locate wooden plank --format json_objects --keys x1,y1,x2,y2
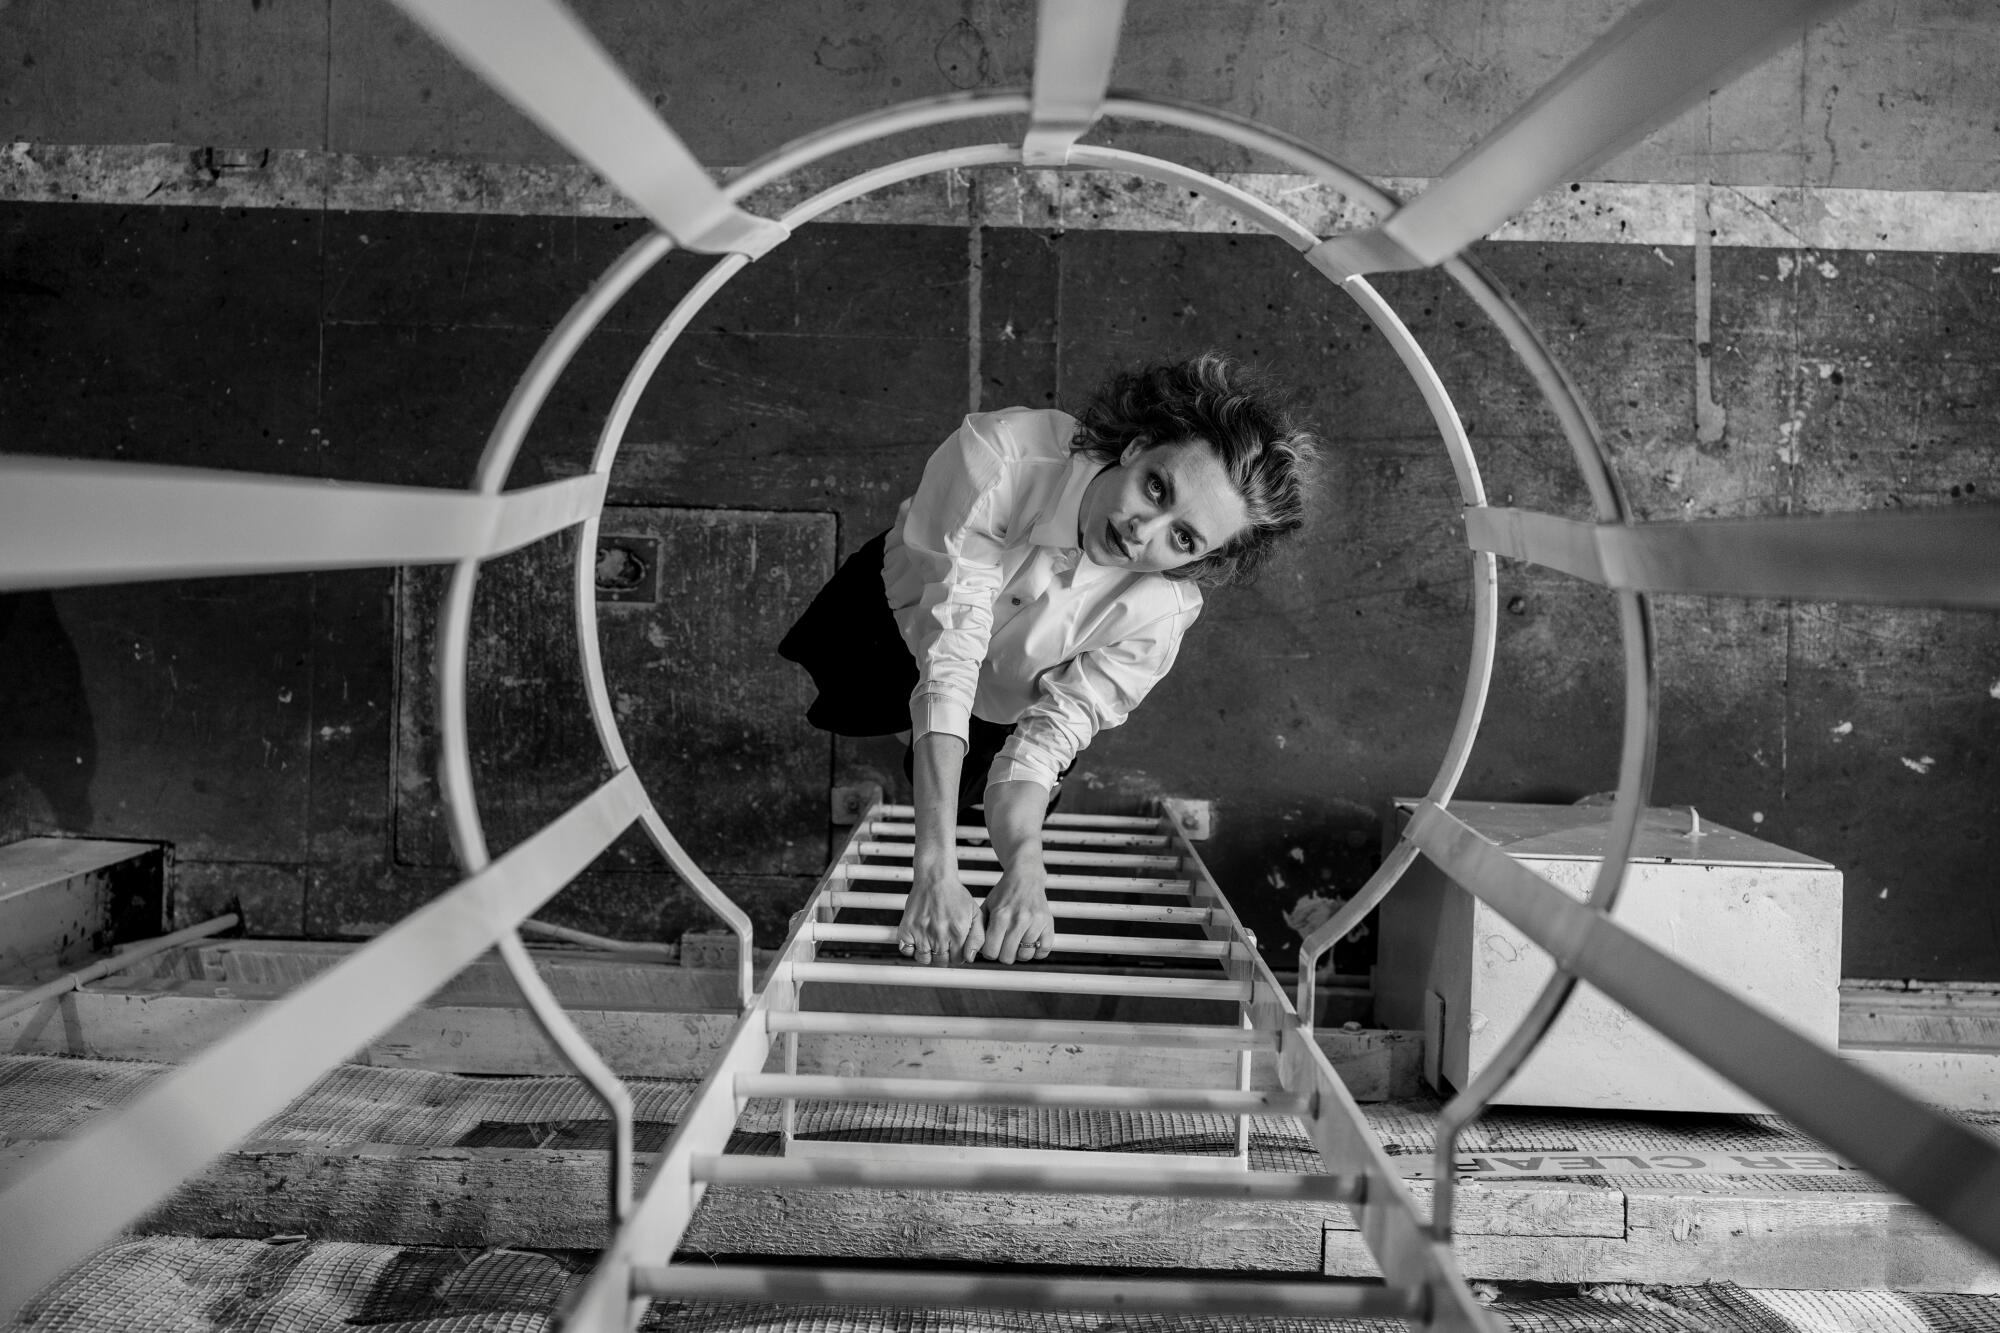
[
  {"x1": 75, "y1": 1139, "x2": 1328, "y2": 1267},
  {"x1": 1842, "y1": 1045, "x2": 2000, "y2": 1112},
  {"x1": 1322, "y1": 1180, "x2": 1623, "y2": 1239},
  {"x1": 1324, "y1": 1189, "x2": 2000, "y2": 1293},
  {"x1": 183, "y1": 939, "x2": 756, "y2": 1009},
  {"x1": 1315, "y1": 1028, "x2": 1424, "y2": 1103},
  {"x1": 2, "y1": 961, "x2": 1415, "y2": 1097},
  {"x1": 1842, "y1": 985, "x2": 2000, "y2": 1050},
  {"x1": 0, "y1": 987, "x2": 739, "y2": 1076},
  {"x1": 0, "y1": 1138, "x2": 1635, "y2": 1261},
  {"x1": 0, "y1": 981, "x2": 1428, "y2": 1103}
]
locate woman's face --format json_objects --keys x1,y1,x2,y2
[{"x1": 1076, "y1": 437, "x2": 1250, "y2": 573}]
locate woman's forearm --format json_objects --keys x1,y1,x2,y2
[
  {"x1": 910, "y1": 730, "x2": 967, "y2": 877},
  {"x1": 984, "y1": 779, "x2": 1048, "y2": 882},
  {"x1": 979, "y1": 778, "x2": 1055, "y2": 964},
  {"x1": 898, "y1": 731, "x2": 983, "y2": 964}
]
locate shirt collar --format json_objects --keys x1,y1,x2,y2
[{"x1": 1031, "y1": 452, "x2": 1100, "y2": 550}]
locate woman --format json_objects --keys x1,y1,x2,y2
[{"x1": 780, "y1": 352, "x2": 1317, "y2": 968}]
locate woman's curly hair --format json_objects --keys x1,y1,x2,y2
[{"x1": 1070, "y1": 352, "x2": 1320, "y2": 586}]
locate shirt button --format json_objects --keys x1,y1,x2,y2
[{"x1": 1010, "y1": 596, "x2": 1022, "y2": 605}]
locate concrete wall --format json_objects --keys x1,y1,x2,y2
[{"x1": 1, "y1": 0, "x2": 1997, "y2": 979}]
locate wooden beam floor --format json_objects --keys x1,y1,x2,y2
[
  {"x1": 2, "y1": 1044, "x2": 1994, "y2": 1293},
  {"x1": 5, "y1": 940, "x2": 1998, "y2": 1295}
]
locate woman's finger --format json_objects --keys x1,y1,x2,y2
[{"x1": 989, "y1": 915, "x2": 1032, "y2": 966}]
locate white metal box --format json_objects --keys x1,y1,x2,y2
[{"x1": 1375, "y1": 801, "x2": 1842, "y2": 1113}]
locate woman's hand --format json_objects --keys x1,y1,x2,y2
[
  {"x1": 901, "y1": 730, "x2": 981, "y2": 966},
  {"x1": 980, "y1": 863, "x2": 1052, "y2": 964},
  {"x1": 899, "y1": 866, "x2": 984, "y2": 965}
]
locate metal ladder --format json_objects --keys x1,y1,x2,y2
[{"x1": 559, "y1": 797, "x2": 1494, "y2": 1329}]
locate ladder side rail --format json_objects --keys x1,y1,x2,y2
[
  {"x1": 560, "y1": 799, "x2": 887, "y2": 1329},
  {"x1": 1161, "y1": 798, "x2": 1501, "y2": 1333}
]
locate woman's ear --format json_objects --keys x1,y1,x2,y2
[{"x1": 1119, "y1": 435, "x2": 1149, "y2": 466}]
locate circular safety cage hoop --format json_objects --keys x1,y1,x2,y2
[{"x1": 441, "y1": 88, "x2": 1659, "y2": 1228}]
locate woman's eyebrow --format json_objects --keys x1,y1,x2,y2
[{"x1": 1158, "y1": 463, "x2": 1219, "y2": 550}]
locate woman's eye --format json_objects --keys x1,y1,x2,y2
[
  {"x1": 1174, "y1": 529, "x2": 1193, "y2": 553},
  {"x1": 1145, "y1": 476, "x2": 1163, "y2": 500}
]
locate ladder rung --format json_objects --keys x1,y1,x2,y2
[
  {"x1": 631, "y1": 1263, "x2": 1418, "y2": 1319},
  {"x1": 691, "y1": 1152, "x2": 1361, "y2": 1202},
  {"x1": 806, "y1": 921, "x2": 1230, "y2": 959},
  {"x1": 782, "y1": 1140, "x2": 1253, "y2": 1172},
  {"x1": 767, "y1": 1012, "x2": 1275, "y2": 1049},
  {"x1": 878, "y1": 805, "x2": 1163, "y2": 831},
  {"x1": 865, "y1": 821, "x2": 1172, "y2": 849},
  {"x1": 826, "y1": 891, "x2": 1210, "y2": 923},
  {"x1": 835, "y1": 864, "x2": 1190, "y2": 894},
  {"x1": 790, "y1": 960, "x2": 1248, "y2": 1001},
  {"x1": 852, "y1": 841, "x2": 1184, "y2": 871},
  {"x1": 736, "y1": 1072, "x2": 1311, "y2": 1117}
]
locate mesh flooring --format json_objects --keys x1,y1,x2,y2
[
  {"x1": 1364, "y1": 1094, "x2": 2000, "y2": 1194},
  {"x1": 12, "y1": 1237, "x2": 2000, "y2": 1333}
]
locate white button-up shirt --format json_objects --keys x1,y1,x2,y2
[{"x1": 883, "y1": 408, "x2": 1204, "y2": 793}]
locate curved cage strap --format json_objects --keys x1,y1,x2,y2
[
  {"x1": 1311, "y1": 0, "x2": 1861, "y2": 275},
  {"x1": 388, "y1": 0, "x2": 787, "y2": 258},
  {"x1": 1021, "y1": 0, "x2": 1127, "y2": 166}
]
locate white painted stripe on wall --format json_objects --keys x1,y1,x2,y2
[{"x1": 5, "y1": 141, "x2": 1998, "y2": 254}]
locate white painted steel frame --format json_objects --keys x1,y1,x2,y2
[{"x1": 4, "y1": 0, "x2": 1989, "y2": 1323}]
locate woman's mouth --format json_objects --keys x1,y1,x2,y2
[{"x1": 1105, "y1": 521, "x2": 1128, "y2": 561}]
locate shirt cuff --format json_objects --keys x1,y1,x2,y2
[{"x1": 909, "y1": 692, "x2": 971, "y2": 743}]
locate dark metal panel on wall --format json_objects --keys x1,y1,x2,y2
[{"x1": 392, "y1": 506, "x2": 832, "y2": 884}]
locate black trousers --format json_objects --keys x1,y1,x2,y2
[{"x1": 778, "y1": 532, "x2": 1063, "y2": 816}]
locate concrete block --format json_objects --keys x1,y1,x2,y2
[
  {"x1": 0, "y1": 837, "x2": 165, "y2": 982},
  {"x1": 1377, "y1": 800, "x2": 1842, "y2": 1113}
]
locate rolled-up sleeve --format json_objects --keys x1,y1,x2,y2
[
  {"x1": 988, "y1": 603, "x2": 1199, "y2": 792},
  {"x1": 898, "y1": 420, "x2": 1011, "y2": 743}
]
